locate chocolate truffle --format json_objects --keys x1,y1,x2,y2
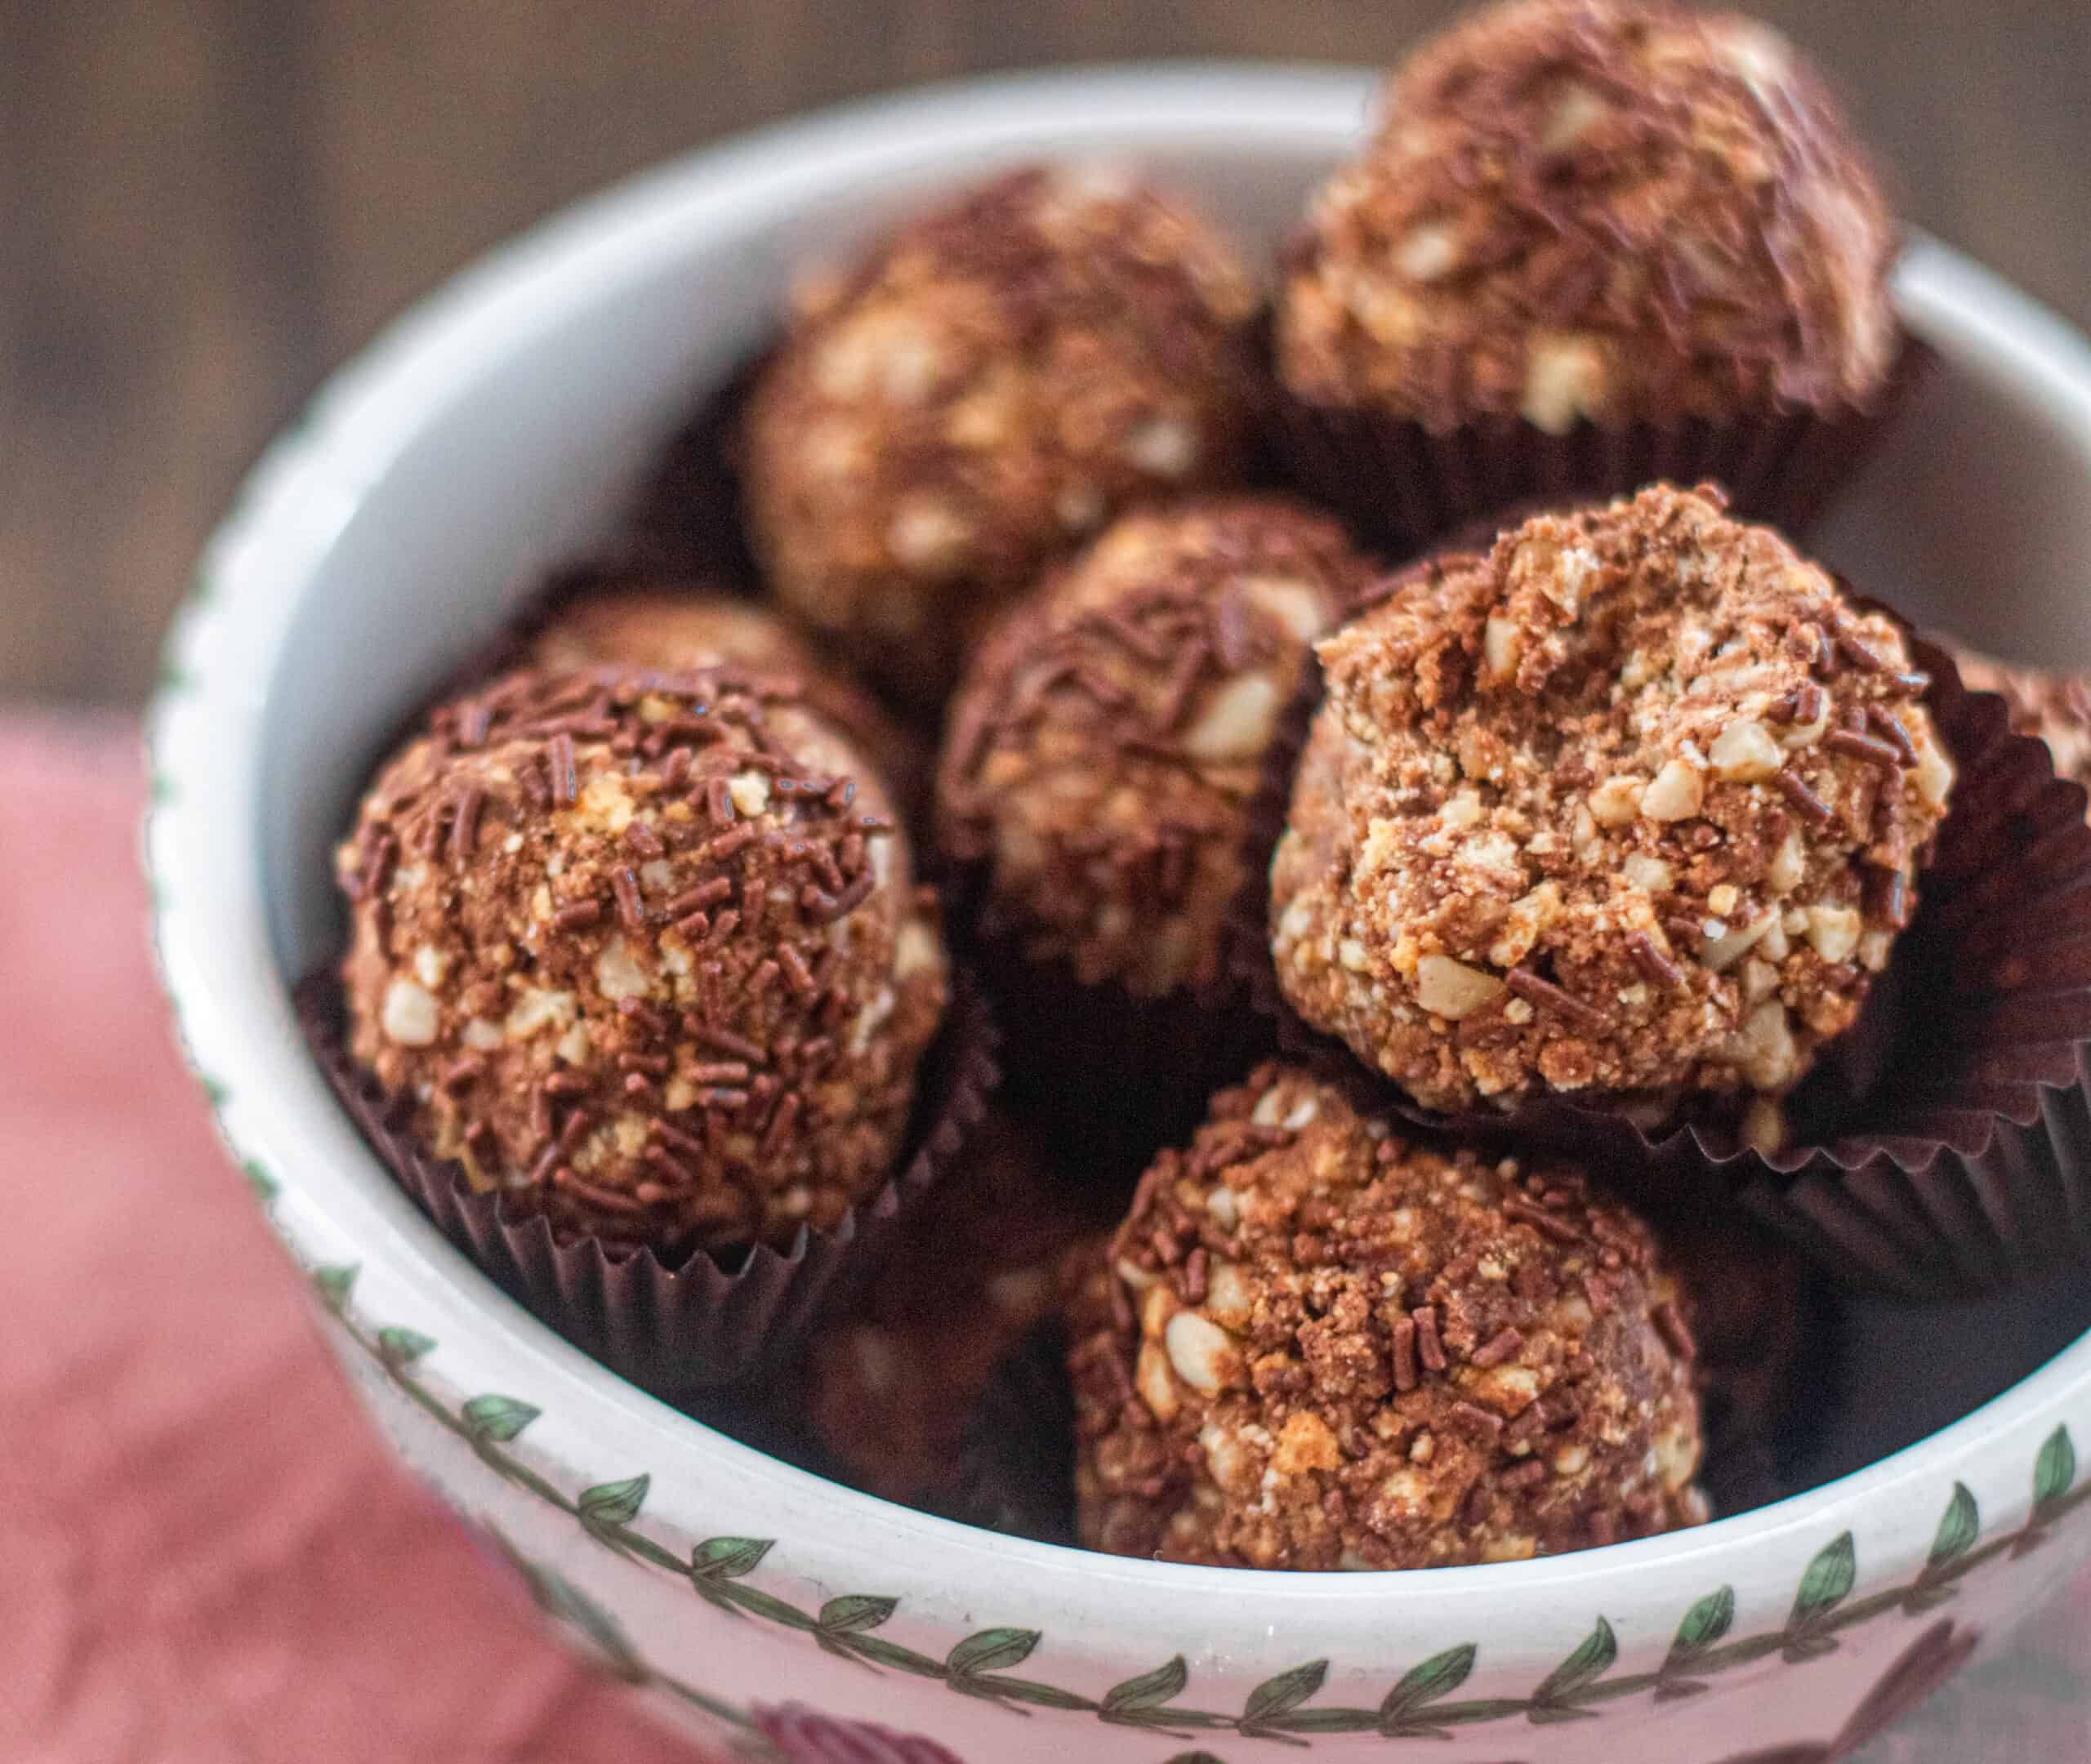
[
  {"x1": 336, "y1": 664, "x2": 947, "y2": 1251},
  {"x1": 1068, "y1": 1062, "x2": 1706, "y2": 1569},
  {"x1": 527, "y1": 586, "x2": 929, "y2": 818},
  {"x1": 803, "y1": 1110, "x2": 1107, "y2": 1516},
  {"x1": 1950, "y1": 649, "x2": 2091, "y2": 808},
  {"x1": 1270, "y1": 484, "x2": 1952, "y2": 1121},
  {"x1": 742, "y1": 164, "x2": 1263, "y2": 702},
  {"x1": 939, "y1": 497, "x2": 1370, "y2": 1000},
  {"x1": 1278, "y1": 0, "x2": 1898, "y2": 434}
]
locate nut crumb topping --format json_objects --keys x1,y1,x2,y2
[
  {"x1": 938, "y1": 497, "x2": 1371, "y2": 998},
  {"x1": 1068, "y1": 1062, "x2": 1706, "y2": 1570},
  {"x1": 1271, "y1": 483, "x2": 1950, "y2": 1114},
  {"x1": 336, "y1": 663, "x2": 947, "y2": 1251}
]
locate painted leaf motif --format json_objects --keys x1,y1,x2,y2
[
  {"x1": 1790, "y1": 1532, "x2": 1857, "y2": 1628},
  {"x1": 817, "y1": 1594, "x2": 896, "y2": 1634},
  {"x1": 1668, "y1": 1587, "x2": 1737, "y2": 1666},
  {"x1": 961, "y1": 1676, "x2": 1095, "y2": 1711},
  {"x1": 313, "y1": 1263, "x2": 359, "y2": 1312},
  {"x1": 946, "y1": 1627, "x2": 1040, "y2": 1677},
  {"x1": 836, "y1": 1633, "x2": 946, "y2": 1677},
  {"x1": 1242, "y1": 1659, "x2": 1328, "y2": 1724},
  {"x1": 242, "y1": 1159, "x2": 276, "y2": 1200},
  {"x1": 1380, "y1": 1643, "x2": 1476, "y2": 1722},
  {"x1": 1531, "y1": 1617, "x2": 1616, "y2": 1704},
  {"x1": 202, "y1": 1076, "x2": 229, "y2": 1109},
  {"x1": 1258, "y1": 1706, "x2": 1380, "y2": 1735},
  {"x1": 461, "y1": 1394, "x2": 539, "y2": 1443},
  {"x1": 1429, "y1": 1696, "x2": 1539, "y2": 1726},
  {"x1": 1103, "y1": 1656, "x2": 1189, "y2": 1713},
  {"x1": 376, "y1": 1326, "x2": 435, "y2": 1366},
  {"x1": 1528, "y1": 1701, "x2": 1600, "y2": 1726},
  {"x1": 721, "y1": 1584, "x2": 816, "y2": 1630},
  {"x1": 577, "y1": 1474, "x2": 649, "y2": 1526},
  {"x1": 2035, "y1": 1425, "x2": 2077, "y2": 1509},
  {"x1": 693, "y1": 1536, "x2": 773, "y2": 1579},
  {"x1": 1928, "y1": 1483, "x2": 1980, "y2": 1568}
]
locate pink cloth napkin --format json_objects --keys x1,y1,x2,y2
[
  {"x1": 0, "y1": 710, "x2": 2080, "y2": 1762},
  {"x1": 0, "y1": 714, "x2": 707, "y2": 1762}
]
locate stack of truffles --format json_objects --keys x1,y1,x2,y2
[{"x1": 316, "y1": 0, "x2": 2091, "y2": 1572}]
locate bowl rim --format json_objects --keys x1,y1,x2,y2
[{"x1": 146, "y1": 61, "x2": 2091, "y2": 1629}]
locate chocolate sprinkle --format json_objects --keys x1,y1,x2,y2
[
  {"x1": 609, "y1": 866, "x2": 646, "y2": 931},
  {"x1": 1626, "y1": 931, "x2": 1686, "y2": 991},
  {"x1": 546, "y1": 732, "x2": 578, "y2": 808},
  {"x1": 1826, "y1": 726, "x2": 1904, "y2": 771},
  {"x1": 1505, "y1": 966, "x2": 1611, "y2": 1035},
  {"x1": 1774, "y1": 766, "x2": 1835, "y2": 825},
  {"x1": 1412, "y1": 1304, "x2": 1447, "y2": 1374},
  {"x1": 1470, "y1": 1326, "x2": 1525, "y2": 1370}
]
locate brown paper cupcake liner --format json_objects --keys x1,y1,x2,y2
[
  {"x1": 296, "y1": 970, "x2": 999, "y2": 1396},
  {"x1": 1694, "y1": 639, "x2": 2091, "y2": 1298},
  {"x1": 1267, "y1": 333, "x2": 1935, "y2": 560},
  {"x1": 1236, "y1": 621, "x2": 2091, "y2": 1299}
]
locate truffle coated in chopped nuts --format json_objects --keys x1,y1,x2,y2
[
  {"x1": 1951, "y1": 648, "x2": 2091, "y2": 814},
  {"x1": 938, "y1": 497, "x2": 1371, "y2": 998},
  {"x1": 1270, "y1": 483, "x2": 1951, "y2": 1114},
  {"x1": 528, "y1": 588, "x2": 929, "y2": 818},
  {"x1": 335, "y1": 663, "x2": 948, "y2": 1253},
  {"x1": 802, "y1": 1111, "x2": 1110, "y2": 1510},
  {"x1": 1068, "y1": 1062, "x2": 1706, "y2": 1569},
  {"x1": 1277, "y1": 0, "x2": 1899, "y2": 433},
  {"x1": 742, "y1": 164, "x2": 1263, "y2": 702}
]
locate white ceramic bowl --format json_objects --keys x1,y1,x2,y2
[{"x1": 149, "y1": 67, "x2": 2091, "y2": 1763}]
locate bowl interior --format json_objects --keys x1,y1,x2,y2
[{"x1": 242, "y1": 72, "x2": 2091, "y2": 1517}]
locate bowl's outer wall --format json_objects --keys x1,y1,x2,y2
[{"x1": 149, "y1": 68, "x2": 2091, "y2": 1762}]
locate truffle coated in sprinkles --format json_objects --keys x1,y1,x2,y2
[
  {"x1": 1277, "y1": 0, "x2": 1901, "y2": 432},
  {"x1": 742, "y1": 163, "x2": 1264, "y2": 701},
  {"x1": 938, "y1": 496, "x2": 1372, "y2": 1000},
  {"x1": 335, "y1": 662, "x2": 948, "y2": 1254}
]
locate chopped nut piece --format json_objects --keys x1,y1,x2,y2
[
  {"x1": 1710, "y1": 719, "x2": 1784, "y2": 782},
  {"x1": 1415, "y1": 954, "x2": 1506, "y2": 1020},
  {"x1": 1641, "y1": 759, "x2": 1706, "y2": 822}
]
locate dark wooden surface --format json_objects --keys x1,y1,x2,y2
[{"x1": 6, "y1": 0, "x2": 2087, "y2": 709}]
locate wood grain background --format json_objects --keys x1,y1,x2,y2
[{"x1": 6, "y1": 0, "x2": 2086, "y2": 708}]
